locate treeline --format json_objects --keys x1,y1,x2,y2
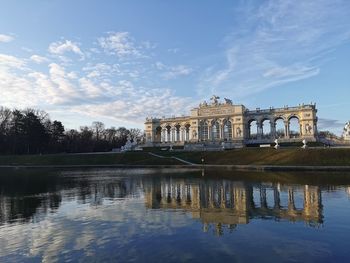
[{"x1": 0, "y1": 107, "x2": 142, "y2": 155}]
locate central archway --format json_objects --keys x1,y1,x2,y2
[
  {"x1": 289, "y1": 116, "x2": 300, "y2": 138},
  {"x1": 212, "y1": 120, "x2": 220, "y2": 140}
]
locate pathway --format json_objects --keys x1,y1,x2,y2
[{"x1": 148, "y1": 152, "x2": 196, "y2": 165}]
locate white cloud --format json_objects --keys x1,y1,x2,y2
[
  {"x1": 30, "y1": 55, "x2": 49, "y2": 64},
  {"x1": 167, "y1": 48, "x2": 179, "y2": 54},
  {"x1": 155, "y1": 61, "x2": 166, "y2": 70},
  {"x1": 48, "y1": 63, "x2": 81, "y2": 101},
  {"x1": 163, "y1": 65, "x2": 193, "y2": 80},
  {"x1": 0, "y1": 54, "x2": 41, "y2": 108},
  {"x1": 0, "y1": 34, "x2": 14, "y2": 43},
  {"x1": 0, "y1": 49, "x2": 192, "y2": 125},
  {"x1": 98, "y1": 32, "x2": 142, "y2": 58},
  {"x1": 48, "y1": 40, "x2": 84, "y2": 58},
  {"x1": 155, "y1": 62, "x2": 193, "y2": 80},
  {"x1": 71, "y1": 81, "x2": 193, "y2": 123},
  {"x1": 0, "y1": 54, "x2": 26, "y2": 69},
  {"x1": 79, "y1": 77, "x2": 106, "y2": 98},
  {"x1": 83, "y1": 63, "x2": 120, "y2": 79},
  {"x1": 0, "y1": 29, "x2": 195, "y2": 127},
  {"x1": 199, "y1": 0, "x2": 350, "y2": 98}
]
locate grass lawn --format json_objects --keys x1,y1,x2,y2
[
  {"x1": 0, "y1": 148, "x2": 350, "y2": 166},
  {"x1": 0, "y1": 152, "x2": 182, "y2": 166},
  {"x1": 167, "y1": 148, "x2": 350, "y2": 166}
]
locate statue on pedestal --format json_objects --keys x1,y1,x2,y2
[
  {"x1": 236, "y1": 127, "x2": 242, "y2": 137},
  {"x1": 274, "y1": 139, "x2": 280, "y2": 149},
  {"x1": 210, "y1": 95, "x2": 220, "y2": 105},
  {"x1": 302, "y1": 139, "x2": 308, "y2": 149},
  {"x1": 343, "y1": 121, "x2": 350, "y2": 141},
  {"x1": 224, "y1": 98, "x2": 232, "y2": 105}
]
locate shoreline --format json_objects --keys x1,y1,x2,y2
[{"x1": 1, "y1": 164, "x2": 350, "y2": 172}]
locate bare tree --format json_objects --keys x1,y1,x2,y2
[
  {"x1": 91, "y1": 121, "x2": 105, "y2": 141},
  {"x1": 0, "y1": 107, "x2": 12, "y2": 134},
  {"x1": 129, "y1": 128, "x2": 142, "y2": 141}
]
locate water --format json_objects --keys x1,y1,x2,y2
[{"x1": 1, "y1": 168, "x2": 350, "y2": 262}]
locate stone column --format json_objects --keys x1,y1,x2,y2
[
  {"x1": 180, "y1": 127, "x2": 184, "y2": 142},
  {"x1": 285, "y1": 121, "x2": 290, "y2": 138},
  {"x1": 270, "y1": 121, "x2": 275, "y2": 138},
  {"x1": 231, "y1": 123, "x2": 235, "y2": 139},
  {"x1": 208, "y1": 125, "x2": 211, "y2": 141},
  {"x1": 246, "y1": 124, "x2": 250, "y2": 139},
  {"x1": 161, "y1": 129, "x2": 165, "y2": 143},
  {"x1": 257, "y1": 122, "x2": 263, "y2": 139},
  {"x1": 175, "y1": 128, "x2": 179, "y2": 142},
  {"x1": 313, "y1": 121, "x2": 318, "y2": 137},
  {"x1": 171, "y1": 127, "x2": 176, "y2": 142},
  {"x1": 164, "y1": 129, "x2": 168, "y2": 142},
  {"x1": 220, "y1": 123, "x2": 224, "y2": 140}
]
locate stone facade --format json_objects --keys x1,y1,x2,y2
[
  {"x1": 343, "y1": 121, "x2": 350, "y2": 141},
  {"x1": 144, "y1": 96, "x2": 318, "y2": 147}
]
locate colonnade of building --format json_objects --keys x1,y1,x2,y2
[
  {"x1": 150, "y1": 116, "x2": 317, "y2": 144},
  {"x1": 247, "y1": 116, "x2": 318, "y2": 140},
  {"x1": 159, "y1": 124, "x2": 192, "y2": 143}
]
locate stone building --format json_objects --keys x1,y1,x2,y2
[
  {"x1": 343, "y1": 121, "x2": 350, "y2": 141},
  {"x1": 144, "y1": 95, "x2": 318, "y2": 147}
]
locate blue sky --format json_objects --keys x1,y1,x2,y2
[{"x1": 0, "y1": 0, "x2": 349, "y2": 134}]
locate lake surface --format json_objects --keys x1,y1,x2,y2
[{"x1": 1, "y1": 168, "x2": 350, "y2": 262}]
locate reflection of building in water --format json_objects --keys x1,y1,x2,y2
[{"x1": 144, "y1": 178, "x2": 323, "y2": 234}]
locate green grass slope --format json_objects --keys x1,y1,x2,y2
[
  {"x1": 0, "y1": 152, "x2": 182, "y2": 166},
  {"x1": 0, "y1": 148, "x2": 350, "y2": 166},
  {"x1": 169, "y1": 148, "x2": 350, "y2": 166}
]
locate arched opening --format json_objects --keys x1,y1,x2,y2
[
  {"x1": 212, "y1": 120, "x2": 220, "y2": 140},
  {"x1": 289, "y1": 116, "x2": 300, "y2": 138},
  {"x1": 185, "y1": 124, "x2": 191, "y2": 141},
  {"x1": 166, "y1": 125, "x2": 171, "y2": 142},
  {"x1": 223, "y1": 120, "x2": 232, "y2": 141},
  {"x1": 262, "y1": 119, "x2": 271, "y2": 138},
  {"x1": 249, "y1": 120, "x2": 258, "y2": 139},
  {"x1": 200, "y1": 120, "x2": 208, "y2": 141},
  {"x1": 175, "y1": 124, "x2": 181, "y2": 141},
  {"x1": 155, "y1": 126, "x2": 162, "y2": 142},
  {"x1": 275, "y1": 118, "x2": 285, "y2": 138}
]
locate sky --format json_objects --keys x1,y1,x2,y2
[{"x1": 0, "y1": 0, "x2": 349, "y2": 135}]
